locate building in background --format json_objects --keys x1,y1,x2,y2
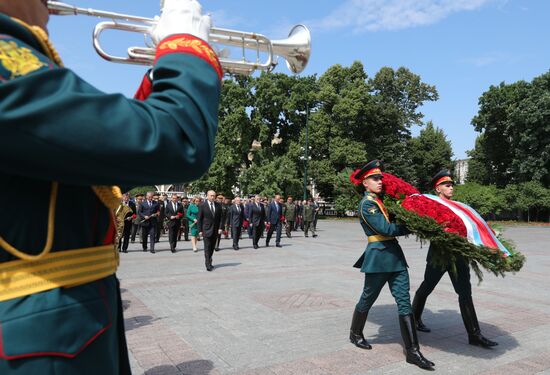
[{"x1": 454, "y1": 159, "x2": 470, "y2": 184}]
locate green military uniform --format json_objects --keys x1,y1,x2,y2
[
  {"x1": 0, "y1": 13, "x2": 221, "y2": 374},
  {"x1": 302, "y1": 203, "x2": 316, "y2": 237},
  {"x1": 283, "y1": 202, "x2": 296, "y2": 237},
  {"x1": 348, "y1": 160, "x2": 433, "y2": 370},
  {"x1": 353, "y1": 192, "x2": 411, "y2": 315},
  {"x1": 412, "y1": 170, "x2": 498, "y2": 348}
]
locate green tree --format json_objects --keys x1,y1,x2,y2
[
  {"x1": 127, "y1": 186, "x2": 156, "y2": 196},
  {"x1": 453, "y1": 183, "x2": 504, "y2": 219},
  {"x1": 471, "y1": 71, "x2": 550, "y2": 187},
  {"x1": 409, "y1": 121, "x2": 453, "y2": 191},
  {"x1": 466, "y1": 135, "x2": 491, "y2": 184},
  {"x1": 516, "y1": 181, "x2": 550, "y2": 222}
]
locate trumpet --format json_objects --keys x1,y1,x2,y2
[{"x1": 47, "y1": 1, "x2": 311, "y2": 75}]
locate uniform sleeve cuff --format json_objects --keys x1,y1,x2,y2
[{"x1": 155, "y1": 34, "x2": 223, "y2": 80}]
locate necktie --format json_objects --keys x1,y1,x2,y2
[
  {"x1": 236, "y1": 204, "x2": 240, "y2": 212},
  {"x1": 210, "y1": 202, "x2": 215, "y2": 214},
  {"x1": 173, "y1": 202, "x2": 176, "y2": 212}
]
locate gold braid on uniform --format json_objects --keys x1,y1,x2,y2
[{"x1": 13, "y1": 19, "x2": 122, "y2": 211}]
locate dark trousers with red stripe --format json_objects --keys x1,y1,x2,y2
[{"x1": 416, "y1": 247, "x2": 472, "y2": 304}]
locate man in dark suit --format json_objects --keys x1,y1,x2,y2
[
  {"x1": 215, "y1": 194, "x2": 228, "y2": 251},
  {"x1": 154, "y1": 193, "x2": 166, "y2": 243},
  {"x1": 244, "y1": 198, "x2": 254, "y2": 239},
  {"x1": 250, "y1": 195, "x2": 266, "y2": 249},
  {"x1": 266, "y1": 194, "x2": 283, "y2": 248},
  {"x1": 197, "y1": 190, "x2": 222, "y2": 271},
  {"x1": 229, "y1": 197, "x2": 244, "y2": 250},
  {"x1": 178, "y1": 197, "x2": 190, "y2": 241},
  {"x1": 139, "y1": 191, "x2": 161, "y2": 253},
  {"x1": 165, "y1": 194, "x2": 184, "y2": 253}
]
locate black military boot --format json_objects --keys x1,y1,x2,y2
[
  {"x1": 349, "y1": 309, "x2": 372, "y2": 350},
  {"x1": 459, "y1": 297, "x2": 498, "y2": 348},
  {"x1": 412, "y1": 293, "x2": 431, "y2": 333},
  {"x1": 399, "y1": 314, "x2": 435, "y2": 370}
]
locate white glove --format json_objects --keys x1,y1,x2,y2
[{"x1": 152, "y1": 0, "x2": 211, "y2": 44}]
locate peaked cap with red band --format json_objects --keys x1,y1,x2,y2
[
  {"x1": 349, "y1": 160, "x2": 384, "y2": 186},
  {"x1": 431, "y1": 169, "x2": 454, "y2": 189}
]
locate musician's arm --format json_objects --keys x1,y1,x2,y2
[{"x1": 0, "y1": 45, "x2": 220, "y2": 186}]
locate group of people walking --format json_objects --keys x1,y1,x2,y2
[{"x1": 115, "y1": 191, "x2": 322, "y2": 271}]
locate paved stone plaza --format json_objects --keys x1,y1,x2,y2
[{"x1": 117, "y1": 221, "x2": 550, "y2": 375}]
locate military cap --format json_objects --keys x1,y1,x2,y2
[
  {"x1": 431, "y1": 169, "x2": 454, "y2": 189},
  {"x1": 349, "y1": 160, "x2": 384, "y2": 186}
]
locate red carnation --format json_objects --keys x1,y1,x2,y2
[
  {"x1": 382, "y1": 173, "x2": 420, "y2": 199},
  {"x1": 177, "y1": 212, "x2": 183, "y2": 218},
  {"x1": 131, "y1": 214, "x2": 137, "y2": 219}
]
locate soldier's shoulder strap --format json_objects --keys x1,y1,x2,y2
[{"x1": 359, "y1": 197, "x2": 380, "y2": 235}]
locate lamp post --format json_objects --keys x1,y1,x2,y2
[{"x1": 300, "y1": 103, "x2": 310, "y2": 201}]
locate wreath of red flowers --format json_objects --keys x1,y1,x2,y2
[
  {"x1": 381, "y1": 173, "x2": 466, "y2": 237},
  {"x1": 401, "y1": 195, "x2": 467, "y2": 237},
  {"x1": 382, "y1": 173, "x2": 419, "y2": 198}
]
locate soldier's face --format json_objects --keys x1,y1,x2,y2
[
  {"x1": 287, "y1": 198, "x2": 293, "y2": 203},
  {"x1": 436, "y1": 183, "x2": 454, "y2": 199},
  {"x1": 364, "y1": 176, "x2": 383, "y2": 194}
]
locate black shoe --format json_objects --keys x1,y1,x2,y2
[
  {"x1": 460, "y1": 297, "x2": 498, "y2": 348},
  {"x1": 150, "y1": 250, "x2": 155, "y2": 254},
  {"x1": 206, "y1": 266, "x2": 213, "y2": 271},
  {"x1": 312, "y1": 234, "x2": 318, "y2": 238},
  {"x1": 469, "y1": 333, "x2": 498, "y2": 347},
  {"x1": 399, "y1": 314, "x2": 434, "y2": 370},
  {"x1": 305, "y1": 235, "x2": 309, "y2": 238},
  {"x1": 171, "y1": 249, "x2": 176, "y2": 253},
  {"x1": 253, "y1": 245, "x2": 259, "y2": 249},
  {"x1": 143, "y1": 248, "x2": 147, "y2": 252},
  {"x1": 265, "y1": 243, "x2": 270, "y2": 247},
  {"x1": 412, "y1": 293, "x2": 431, "y2": 333},
  {"x1": 276, "y1": 244, "x2": 282, "y2": 248},
  {"x1": 349, "y1": 309, "x2": 372, "y2": 350},
  {"x1": 215, "y1": 248, "x2": 220, "y2": 252},
  {"x1": 122, "y1": 250, "x2": 128, "y2": 253}
]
